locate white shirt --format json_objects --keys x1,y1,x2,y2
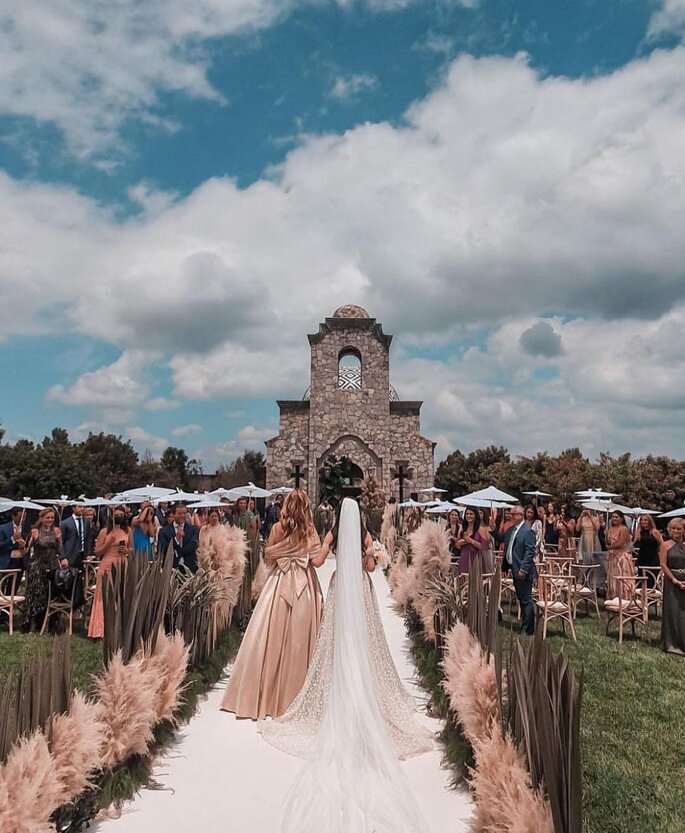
[{"x1": 506, "y1": 521, "x2": 525, "y2": 565}]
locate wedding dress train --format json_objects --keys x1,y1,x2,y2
[{"x1": 261, "y1": 498, "x2": 432, "y2": 833}]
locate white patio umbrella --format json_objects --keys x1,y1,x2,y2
[
  {"x1": 270, "y1": 486, "x2": 294, "y2": 495},
  {"x1": 631, "y1": 507, "x2": 660, "y2": 515},
  {"x1": 453, "y1": 497, "x2": 513, "y2": 510},
  {"x1": 659, "y1": 506, "x2": 685, "y2": 518},
  {"x1": 426, "y1": 502, "x2": 458, "y2": 514},
  {"x1": 186, "y1": 498, "x2": 231, "y2": 509},
  {"x1": 115, "y1": 485, "x2": 176, "y2": 502},
  {"x1": 399, "y1": 499, "x2": 424, "y2": 508},
  {"x1": 419, "y1": 486, "x2": 448, "y2": 495},
  {"x1": 36, "y1": 495, "x2": 74, "y2": 507},
  {"x1": 522, "y1": 490, "x2": 552, "y2": 498},
  {"x1": 455, "y1": 486, "x2": 518, "y2": 504},
  {"x1": 581, "y1": 500, "x2": 614, "y2": 512},
  {"x1": 228, "y1": 483, "x2": 272, "y2": 500},
  {"x1": 576, "y1": 489, "x2": 620, "y2": 499},
  {"x1": 0, "y1": 498, "x2": 44, "y2": 511},
  {"x1": 76, "y1": 496, "x2": 117, "y2": 507},
  {"x1": 208, "y1": 487, "x2": 235, "y2": 498},
  {"x1": 157, "y1": 490, "x2": 207, "y2": 504}
]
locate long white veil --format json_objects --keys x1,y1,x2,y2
[{"x1": 280, "y1": 498, "x2": 430, "y2": 833}]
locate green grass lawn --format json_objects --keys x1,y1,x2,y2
[
  {"x1": 504, "y1": 611, "x2": 685, "y2": 833},
  {"x1": 0, "y1": 628, "x2": 103, "y2": 694}
]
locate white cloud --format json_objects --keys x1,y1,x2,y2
[
  {"x1": 45, "y1": 350, "x2": 153, "y2": 409},
  {"x1": 194, "y1": 424, "x2": 276, "y2": 468},
  {"x1": 649, "y1": 0, "x2": 685, "y2": 37},
  {"x1": 0, "y1": 0, "x2": 293, "y2": 159},
  {"x1": 4, "y1": 48, "x2": 685, "y2": 456},
  {"x1": 144, "y1": 397, "x2": 180, "y2": 411},
  {"x1": 171, "y1": 423, "x2": 202, "y2": 437},
  {"x1": 126, "y1": 425, "x2": 168, "y2": 454},
  {"x1": 330, "y1": 73, "x2": 378, "y2": 102}
]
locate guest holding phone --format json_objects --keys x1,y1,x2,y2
[{"x1": 88, "y1": 508, "x2": 131, "y2": 639}]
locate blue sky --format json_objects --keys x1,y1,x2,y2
[{"x1": 1, "y1": 0, "x2": 685, "y2": 471}]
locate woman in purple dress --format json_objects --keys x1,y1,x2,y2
[{"x1": 455, "y1": 507, "x2": 487, "y2": 578}]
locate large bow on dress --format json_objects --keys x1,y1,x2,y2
[{"x1": 265, "y1": 535, "x2": 319, "y2": 606}]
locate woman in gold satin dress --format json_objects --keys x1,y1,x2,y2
[{"x1": 221, "y1": 489, "x2": 323, "y2": 720}]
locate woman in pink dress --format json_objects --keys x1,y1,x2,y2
[
  {"x1": 221, "y1": 489, "x2": 323, "y2": 720},
  {"x1": 88, "y1": 507, "x2": 131, "y2": 639},
  {"x1": 605, "y1": 510, "x2": 635, "y2": 600}
]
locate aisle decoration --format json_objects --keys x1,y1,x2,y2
[
  {"x1": 0, "y1": 541, "x2": 248, "y2": 833},
  {"x1": 387, "y1": 517, "x2": 583, "y2": 833}
]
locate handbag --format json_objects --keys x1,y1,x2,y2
[{"x1": 54, "y1": 566, "x2": 76, "y2": 592}]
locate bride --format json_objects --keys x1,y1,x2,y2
[{"x1": 262, "y1": 498, "x2": 432, "y2": 833}]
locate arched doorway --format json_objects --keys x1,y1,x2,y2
[{"x1": 318, "y1": 456, "x2": 365, "y2": 505}]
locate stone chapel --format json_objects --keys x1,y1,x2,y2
[{"x1": 265, "y1": 305, "x2": 435, "y2": 504}]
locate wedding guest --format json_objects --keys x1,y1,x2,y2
[
  {"x1": 446, "y1": 508, "x2": 461, "y2": 568},
  {"x1": 501, "y1": 505, "x2": 537, "y2": 635},
  {"x1": 192, "y1": 507, "x2": 208, "y2": 530},
  {"x1": 132, "y1": 501, "x2": 156, "y2": 560},
  {"x1": 524, "y1": 504, "x2": 544, "y2": 556},
  {"x1": 633, "y1": 514, "x2": 663, "y2": 587},
  {"x1": 497, "y1": 507, "x2": 515, "y2": 538},
  {"x1": 544, "y1": 503, "x2": 560, "y2": 550},
  {"x1": 23, "y1": 509, "x2": 63, "y2": 633},
  {"x1": 88, "y1": 508, "x2": 131, "y2": 639},
  {"x1": 234, "y1": 496, "x2": 258, "y2": 536},
  {"x1": 60, "y1": 503, "x2": 92, "y2": 567},
  {"x1": 455, "y1": 507, "x2": 487, "y2": 578},
  {"x1": 0, "y1": 508, "x2": 28, "y2": 579},
  {"x1": 605, "y1": 510, "x2": 635, "y2": 600},
  {"x1": 577, "y1": 508, "x2": 600, "y2": 563},
  {"x1": 248, "y1": 497, "x2": 261, "y2": 527},
  {"x1": 221, "y1": 488, "x2": 323, "y2": 720},
  {"x1": 157, "y1": 504, "x2": 199, "y2": 572},
  {"x1": 660, "y1": 518, "x2": 685, "y2": 655},
  {"x1": 261, "y1": 494, "x2": 284, "y2": 540}
]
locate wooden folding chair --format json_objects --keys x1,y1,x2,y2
[
  {"x1": 605, "y1": 575, "x2": 649, "y2": 645},
  {"x1": 535, "y1": 572, "x2": 577, "y2": 640},
  {"x1": 637, "y1": 566, "x2": 664, "y2": 618},
  {"x1": 571, "y1": 563, "x2": 601, "y2": 618},
  {"x1": 0, "y1": 570, "x2": 24, "y2": 636},
  {"x1": 41, "y1": 572, "x2": 78, "y2": 635}
]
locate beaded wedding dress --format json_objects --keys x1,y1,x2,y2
[{"x1": 261, "y1": 498, "x2": 432, "y2": 833}]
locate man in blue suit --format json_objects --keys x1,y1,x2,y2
[
  {"x1": 157, "y1": 504, "x2": 199, "y2": 572},
  {"x1": 0, "y1": 508, "x2": 27, "y2": 578},
  {"x1": 501, "y1": 505, "x2": 537, "y2": 635}
]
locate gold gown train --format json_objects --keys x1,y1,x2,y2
[{"x1": 221, "y1": 525, "x2": 323, "y2": 720}]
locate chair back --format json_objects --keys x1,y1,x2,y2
[{"x1": 0, "y1": 569, "x2": 19, "y2": 600}]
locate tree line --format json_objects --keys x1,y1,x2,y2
[
  {"x1": 0, "y1": 426, "x2": 266, "y2": 499},
  {"x1": 435, "y1": 446, "x2": 685, "y2": 512}
]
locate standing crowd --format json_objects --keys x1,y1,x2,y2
[{"x1": 0, "y1": 493, "x2": 286, "y2": 639}]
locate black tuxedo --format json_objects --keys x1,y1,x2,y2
[
  {"x1": 501, "y1": 523, "x2": 537, "y2": 635},
  {"x1": 157, "y1": 522, "x2": 199, "y2": 572}
]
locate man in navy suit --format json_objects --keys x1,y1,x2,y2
[
  {"x1": 501, "y1": 505, "x2": 537, "y2": 635},
  {"x1": 60, "y1": 504, "x2": 93, "y2": 567},
  {"x1": 0, "y1": 509, "x2": 28, "y2": 579},
  {"x1": 157, "y1": 504, "x2": 199, "y2": 572}
]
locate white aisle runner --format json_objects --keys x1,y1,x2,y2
[{"x1": 97, "y1": 559, "x2": 472, "y2": 833}]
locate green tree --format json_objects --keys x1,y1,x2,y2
[
  {"x1": 216, "y1": 450, "x2": 267, "y2": 489},
  {"x1": 161, "y1": 446, "x2": 190, "y2": 488},
  {"x1": 82, "y1": 432, "x2": 140, "y2": 495}
]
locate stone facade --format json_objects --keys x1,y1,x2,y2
[{"x1": 265, "y1": 305, "x2": 435, "y2": 504}]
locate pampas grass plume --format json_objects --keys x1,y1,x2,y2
[
  {"x1": 470, "y1": 728, "x2": 554, "y2": 833},
  {"x1": 148, "y1": 632, "x2": 190, "y2": 723},
  {"x1": 0, "y1": 731, "x2": 63, "y2": 833},
  {"x1": 442, "y1": 623, "x2": 500, "y2": 744},
  {"x1": 49, "y1": 692, "x2": 104, "y2": 801},
  {"x1": 95, "y1": 650, "x2": 159, "y2": 770}
]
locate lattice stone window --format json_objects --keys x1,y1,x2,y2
[{"x1": 338, "y1": 348, "x2": 362, "y2": 390}]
